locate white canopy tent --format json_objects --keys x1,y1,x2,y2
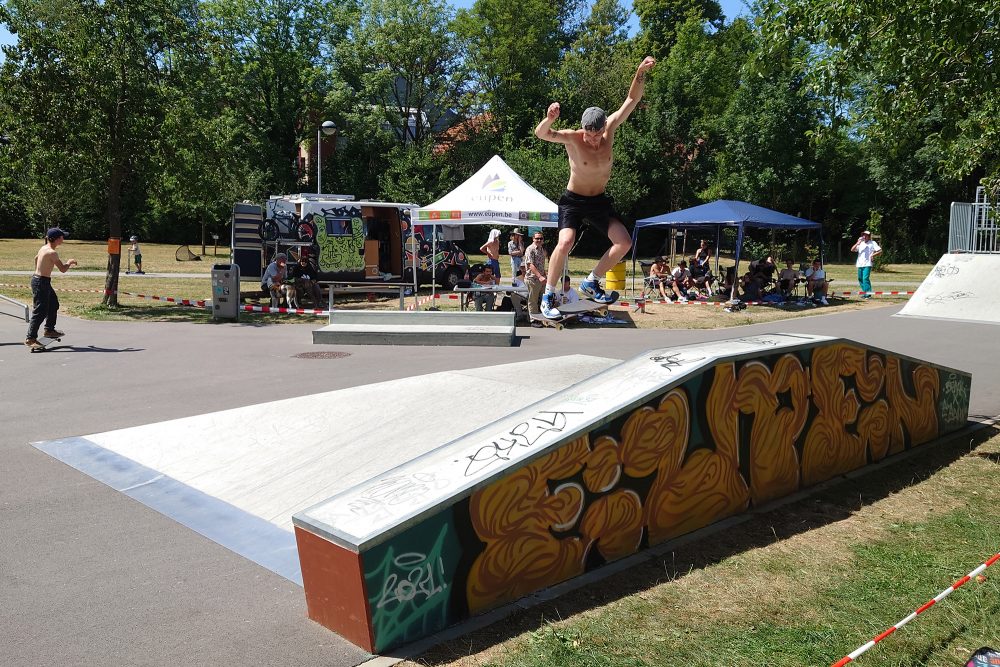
[{"x1": 412, "y1": 154, "x2": 559, "y2": 302}]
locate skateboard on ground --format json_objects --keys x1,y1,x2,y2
[
  {"x1": 530, "y1": 298, "x2": 615, "y2": 330},
  {"x1": 29, "y1": 335, "x2": 62, "y2": 352}
]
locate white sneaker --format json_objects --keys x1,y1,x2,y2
[
  {"x1": 820, "y1": 297, "x2": 829, "y2": 305},
  {"x1": 678, "y1": 297, "x2": 688, "y2": 303}
]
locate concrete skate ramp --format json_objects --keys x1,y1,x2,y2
[
  {"x1": 896, "y1": 253, "x2": 1000, "y2": 325},
  {"x1": 292, "y1": 334, "x2": 972, "y2": 653},
  {"x1": 33, "y1": 355, "x2": 617, "y2": 584}
]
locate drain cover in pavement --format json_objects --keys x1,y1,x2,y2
[{"x1": 293, "y1": 351, "x2": 352, "y2": 360}]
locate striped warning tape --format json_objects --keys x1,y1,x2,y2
[
  {"x1": 241, "y1": 304, "x2": 329, "y2": 316},
  {"x1": 114, "y1": 290, "x2": 208, "y2": 307},
  {"x1": 831, "y1": 551, "x2": 1000, "y2": 666}
]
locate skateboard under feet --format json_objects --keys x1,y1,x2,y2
[{"x1": 29, "y1": 335, "x2": 62, "y2": 352}]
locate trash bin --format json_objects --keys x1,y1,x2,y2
[
  {"x1": 606, "y1": 261, "x2": 626, "y2": 291},
  {"x1": 211, "y1": 263, "x2": 240, "y2": 321}
]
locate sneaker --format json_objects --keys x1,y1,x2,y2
[
  {"x1": 540, "y1": 293, "x2": 562, "y2": 319},
  {"x1": 820, "y1": 297, "x2": 829, "y2": 306},
  {"x1": 677, "y1": 297, "x2": 688, "y2": 303},
  {"x1": 579, "y1": 278, "x2": 618, "y2": 304},
  {"x1": 43, "y1": 329, "x2": 65, "y2": 338},
  {"x1": 25, "y1": 338, "x2": 38, "y2": 347}
]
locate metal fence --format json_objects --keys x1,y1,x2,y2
[{"x1": 949, "y1": 187, "x2": 999, "y2": 253}]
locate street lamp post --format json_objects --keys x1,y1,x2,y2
[{"x1": 317, "y1": 120, "x2": 336, "y2": 194}]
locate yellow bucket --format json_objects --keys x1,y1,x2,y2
[{"x1": 606, "y1": 261, "x2": 626, "y2": 291}]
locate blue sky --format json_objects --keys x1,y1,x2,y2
[{"x1": 0, "y1": 0, "x2": 748, "y2": 56}]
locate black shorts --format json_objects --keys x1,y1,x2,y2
[{"x1": 558, "y1": 190, "x2": 618, "y2": 234}]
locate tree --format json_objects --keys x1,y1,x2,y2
[
  {"x1": 759, "y1": 0, "x2": 1000, "y2": 194},
  {"x1": 0, "y1": 0, "x2": 204, "y2": 305},
  {"x1": 632, "y1": 0, "x2": 723, "y2": 58},
  {"x1": 202, "y1": 0, "x2": 340, "y2": 195},
  {"x1": 454, "y1": 0, "x2": 561, "y2": 139}
]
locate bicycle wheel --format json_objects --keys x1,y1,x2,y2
[
  {"x1": 294, "y1": 219, "x2": 317, "y2": 242},
  {"x1": 260, "y1": 219, "x2": 279, "y2": 241}
]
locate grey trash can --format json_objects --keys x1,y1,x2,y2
[{"x1": 211, "y1": 263, "x2": 240, "y2": 321}]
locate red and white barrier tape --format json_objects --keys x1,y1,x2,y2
[
  {"x1": 831, "y1": 551, "x2": 1000, "y2": 667},
  {"x1": 113, "y1": 290, "x2": 208, "y2": 307},
  {"x1": 240, "y1": 304, "x2": 329, "y2": 315}
]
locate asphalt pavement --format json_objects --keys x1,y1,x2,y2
[{"x1": 0, "y1": 300, "x2": 996, "y2": 667}]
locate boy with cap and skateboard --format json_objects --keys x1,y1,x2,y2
[
  {"x1": 533, "y1": 55, "x2": 656, "y2": 319},
  {"x1": 25, "y1": 228, "x2": 77, "y2": 352}
]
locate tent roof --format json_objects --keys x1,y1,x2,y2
[
  {"x1": 414, "y1": 155, "x2": 558, "y2": 227},
  {"x1": 636, "y1": 200, "x2": 821, "y2": 230}
]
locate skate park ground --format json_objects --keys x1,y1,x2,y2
[{"x1": 1, "y1": 301, "x2": 998, "y2": 667}]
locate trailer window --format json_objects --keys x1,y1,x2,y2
[{"x1": 325, "y1": 218, "x2": 353, "y2": 237}]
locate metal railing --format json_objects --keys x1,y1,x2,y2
[
  {"x1": 0, "y1": 293, "x2": 29, "y2": 322},
  {"x1": 949, "y1": 189, "x2": 999, "y2": 253}
]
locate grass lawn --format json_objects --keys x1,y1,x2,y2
[
  {"x1": 0, "y1": 238, "x2": 930, "y2": 327},
  {"x1": 409, "y1": 429, "x2": 1000, "y2": 667}
]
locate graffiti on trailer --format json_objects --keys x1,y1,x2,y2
[
  {"x1": 461, "y1": 410, "x2": 586, "y2": 477},
  {"x1": 315, "y1": 205, "x2": 365, "y2": 271}
]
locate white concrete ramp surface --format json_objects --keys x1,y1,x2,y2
[
  {"x1": 33, "y1": 355, "x2": 617, "y2": 584},
  {"x1": 896, "y1": 253, "x2": 1000, "y2": 325}
]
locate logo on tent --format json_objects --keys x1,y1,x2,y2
[{"x1": 481, "y1": 173, "x2": 506, "y2": 192}]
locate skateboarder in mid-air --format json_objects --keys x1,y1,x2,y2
[
  {"x1": 534, "y1": 55, "x2": 656, "y2": 319},
  {"x1": 25, "y1": 227, "x2": 77, "y2": 351}
]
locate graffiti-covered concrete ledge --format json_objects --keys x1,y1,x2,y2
[{"x1": 292, "y1": 333, "x2": 972, "y2": 653}]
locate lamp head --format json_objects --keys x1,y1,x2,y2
[{"x1": 320, "y1": 120, "x2": 337, "y2": 136}]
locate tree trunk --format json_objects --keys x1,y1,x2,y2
[{"x1": 102, "y1": 162, "x2": 125, "y2": 307}]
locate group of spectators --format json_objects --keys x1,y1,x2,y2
[
  {"x1": 261, "y1": 252, "x2": 323, "y2": 308},
  {"x1": 720, "y1": 256, "x2": 830, "y2": 304}
]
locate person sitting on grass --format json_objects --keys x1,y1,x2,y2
[
  {"x1": 805, "y1": 259, "x2": 830, "y2": 305},
  {"x1": 472, "y1": 264, "x2": 498, "y2": 311}
]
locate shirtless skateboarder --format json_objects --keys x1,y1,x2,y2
[
  {"x1": 534, "y1": 55, "x2": 655, "y2": 319},
  {"x1": 25, "y1": 227, "x2": 77, "y2": 351}
]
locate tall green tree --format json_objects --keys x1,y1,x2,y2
[
  {"x1": 454, "y1": 0, "x2": 561, "y2": 139},
  {"x1": 0, "y1": 0, "x2": 203, "y2": 304},
  {"x1": 202, "y1": 0, "x2": 341, "y2": 195},
  {"x1": 760, "y1": 0, "x2": 1000, "y2": 195},
  {"x1": 633, "y1": 0, "x2": 723, "y2": 58}
]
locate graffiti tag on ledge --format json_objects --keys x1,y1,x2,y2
[{"x1": 462, "y1": 410, "x2": 585, "y2": 477}]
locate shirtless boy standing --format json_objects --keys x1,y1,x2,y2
[
  {"x1": 534, "y1": 56, "x2": 655, "y2": 318},
  {"x1": 25, "y1": 228, "x2": 77, "y2": 350}
]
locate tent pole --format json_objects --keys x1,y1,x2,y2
[
  {"x1": 714, "y1": 225, "x2": 721, "y2": 287},
  {"x1": 731, "y1": 225, "x2": 744, "y2": 301},
  {"x1": 431, "y1": 223, "x2": 438, "y2": 307}
]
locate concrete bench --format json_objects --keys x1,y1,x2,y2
[{"x1": 312, "y1": 310, "x2": 516, "y2": 346}]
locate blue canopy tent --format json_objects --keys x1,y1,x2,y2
[{"x1": 632, "y1": 200, "x2": 823, "y2": 300}]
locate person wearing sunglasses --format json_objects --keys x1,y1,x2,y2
[{"x1": 533, "y1": 55, "x2": 656, "y2": 318}]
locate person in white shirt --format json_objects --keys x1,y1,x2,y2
[
  {"x1": 671, "y1": 260, "x2": 692, "y2": 295},
  {"x1": 558, "y1": 275, "x2": 580, "y2": 306},
  {"x1": 851, "y1": 230, "x2": 882, "y2": 299},
  {"x1": 804, "y1": 259, "x2": 830, "y2": 305}
]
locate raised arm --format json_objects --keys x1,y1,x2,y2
[
  {"x1": 606, "y1": 57, "x2": 656, "y2": 132},
  {"x1": 534, "y1": 102, "x2": 575, "y2": 144}
]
